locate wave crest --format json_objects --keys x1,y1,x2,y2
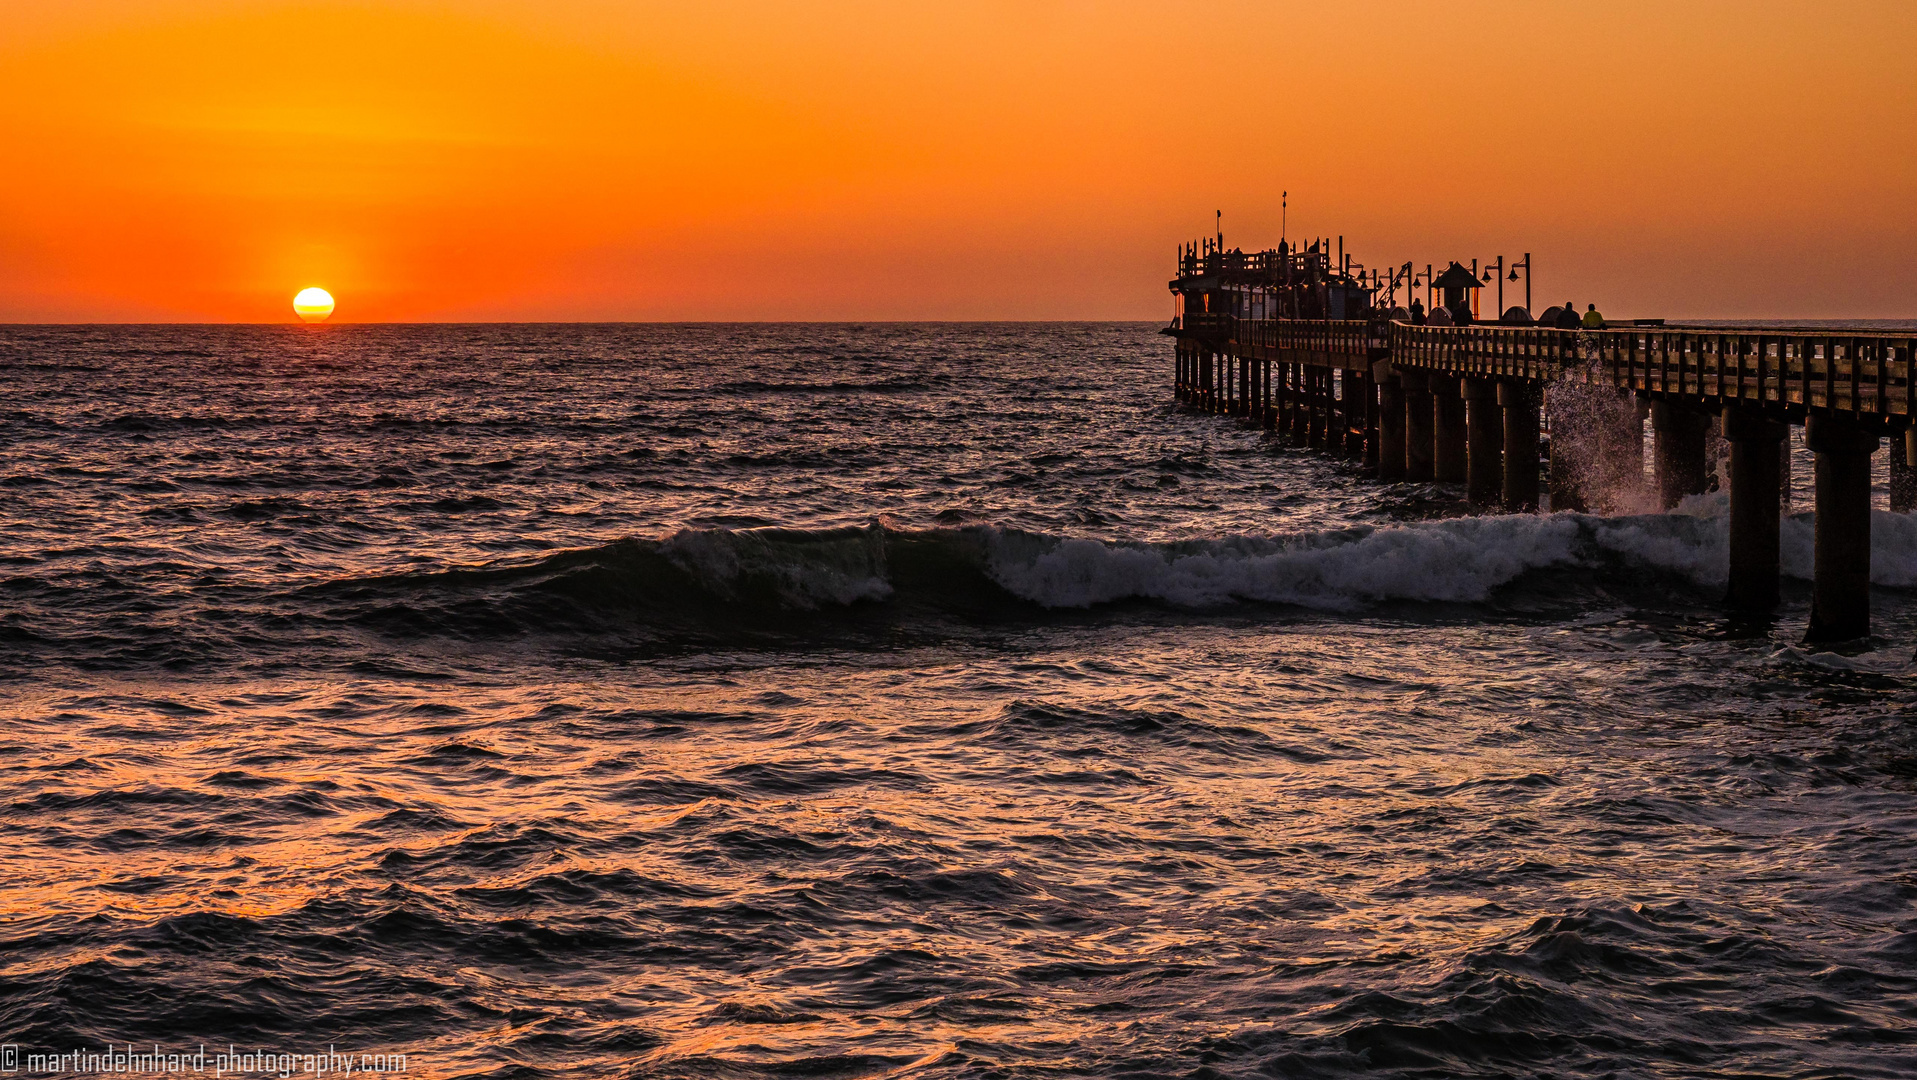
[{"x1": 317, "y1": 505, "x2": 1917, "y2": 641}]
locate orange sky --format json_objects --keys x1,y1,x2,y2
[{"x1": 2, "y1": 0, "x2": 1911, "y2": 322}]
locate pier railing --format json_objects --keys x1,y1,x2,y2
[{"x1": 1189, "y1": 317, "x2": 1917, "y2": 418}]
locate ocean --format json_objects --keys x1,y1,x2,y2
[{"x1": 4, "y1": 322, "x2": 1917, "y2": 1078}]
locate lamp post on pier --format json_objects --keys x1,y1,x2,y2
[
  {"x1": 1481, "y1": 256, "x2": 1505, "y2": 318},
  {"x1": 1508, "y1": 253, "x2": 1531, "y2": 315}
]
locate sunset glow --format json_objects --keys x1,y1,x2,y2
[{"x1": 0, "y1": 1, "x2": 1910, "y2": 321}]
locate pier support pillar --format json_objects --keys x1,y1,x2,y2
[
  {"x1": 1272, "y1": 360, "x2": 1289, "y2": 436},
  {"x1": 1500, "y1": 381, "x2": 1542, "y2": 512},
  {"x1": 1328, "y1": 367, "x2": 1342, "y2": 449},
  {"x1": 1805, "y1": 416, "x2": 1879, "y2": 643},
  {"x1": 1307, "y1": 368, "x2": 1326, "y2": 449},
  {"x1": 1403, "y1": 370, "x2": 1434, "y2": 482},
  {"x1": 1248, "y1": 352, "x2": 1261, "y2": 424},
  {"x1": 1321, "y1": 368, "x2": 1338, "y2": 451},
  {"x1": 1289, "y1": 364, "x2": 1309, "y2": 445},
  {"x1": 1339, "y1": 371, "x2": 1366, "y2": 457},
  {"x1": 1432, "y1": 375, "x2": 1467, "y2": 482},
  {"x1": 1722, "y1": 406, "x2": 1787, "y2": 613},
  {"x1": 1594, "y1": 392, "x2": 1645, "y2": 512},
  {"x1": 1334, "y1": 369, "x2": 1351, "y2": 455},
  {"x1": 1376, "y1": 369, "x2": 1405, "y2": 481},
  {"x1": 1544, "y1": 385, "x2": 1594, "y2": 513},
  {"x1": 1261, "y1": 358, "x2": 1278, "y2": 430},
  {"x1": 1361, "y1": 370, "x2": 1380, "y2": 468},
  {"x1": 1890, "y1": 423, "x2": 1915, "y2": 512},
  {"x1": 1781, "y1": 435, "x2": 1793, "y2": 512},
  {"x1": 1235, "y1": 351, "x2": 1249, "y2": 418},
  {"x1": 1328, "y1": 370, "x2": 1347, "y2": 453},
  {"x1": 1463, "y1": 377, "x2": 1503, "y2": 509},
  {"x1": 1652, "y1": 401, "x2": 1711, "y2": 510}
]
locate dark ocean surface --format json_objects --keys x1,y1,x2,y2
[{"x1": 4, "y1": 322, "x2": 1917, "y2": 1079}]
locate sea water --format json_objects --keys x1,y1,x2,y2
[{"x1": 4, "y1": 323, "x2": 1917, "y2": 1078}]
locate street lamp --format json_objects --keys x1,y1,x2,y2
[
  {"x1": 1507, "y1": 253, "x2": 1532, "y2": 315},
  {"x1": 1481, "y1": 256, "x2": 1505, "y2": 318}
]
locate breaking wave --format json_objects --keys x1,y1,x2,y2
[{"x1": 315, "y1": 503, "x2": 1917, "y2": 639}]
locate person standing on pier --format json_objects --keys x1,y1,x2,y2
[
  {"x1": 1409, "y1": 298, "x2": 1427, "y2": 325},
  {"x1": 1554, "y1": 302, "x2": 1582, "y2": 330}
]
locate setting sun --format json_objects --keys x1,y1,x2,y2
[{"x1": 293, "y1": 287, "x2": 335, "y2": 323}]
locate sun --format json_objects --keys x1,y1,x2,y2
[{"x1": 293, "y1": 287, "x2": 335, "y2": 323}]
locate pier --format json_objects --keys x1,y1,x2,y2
[{"x1": 1167, "y1": 235, "x2": 1917, "y2": 642}]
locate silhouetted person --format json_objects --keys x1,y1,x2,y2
[
  {"x1": 1582, "y1": 303, "x2": 1605, "y2": 329},
  {"x1": 1409, "y1": 298, "x2": 1427, "y2": 325},
  {"x1": 1451, "y1": 301, "x2": 1475, "y2": 325},
  {"x1": 1554, "y1": 301, "x2": 1581, "y2": 330}
]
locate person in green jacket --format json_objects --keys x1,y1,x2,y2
[{"x1": 1582, "y1": 303, "x2": 1605, "y2": 329}]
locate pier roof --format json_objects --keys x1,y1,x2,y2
[{"x1": 1432, "y1": 263, "x2": 1484, "y2": 290}]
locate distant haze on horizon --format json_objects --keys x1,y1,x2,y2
[{"x1": 3, "y1": 0, "x2": 1911, "y2": 324}]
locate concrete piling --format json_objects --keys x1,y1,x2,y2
[
  {"x1": 1723, "y1": 405, "x2": 1787, "y2": 612},
  {"x1": 1804, "y1": 415, "x2": 1879, "y2": 643},
  {"x1": 1362, "y1": 370, "x2": 1380, "y2": 467},
  {"x1": 1403, "y1": 370, "x2": 1434, "y2": 482},
  {"x1": 1376, "y1": 370, "x2": 1405, "y2": 481},
  {"x1": 1652, "y1": 401, "x2": 1711, "y2": 510},
  {"x1": 1342, "y1": 370, "x2": 1368, "y2": 458},
  {"x1": 1499, "y1": 381, "x2": 1541, "y2": 512},
  {"x1": 1314, "y1": 369, "x2": 1330, "y2": 450},
  {"x1": 1463, "y1": 377, "x2": 1502, "y2": 508},
  {"x1": 1432, "y1": 375, "x2": 1467, "y2": 482},
  {"x1": 1295, "y1": 366, "x2": 1309, "y2": 443}
]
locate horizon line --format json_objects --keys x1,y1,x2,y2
[{"x1": 2, "y1": 316, "x2": 1913, "y2": 329}]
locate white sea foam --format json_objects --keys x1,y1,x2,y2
[
  {"x1": 984, "y1": 516, "x2": 1588, "y2": 610},
  {"x1": 983, "y1": 503, "x2": 1917, "y2": 611}
]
